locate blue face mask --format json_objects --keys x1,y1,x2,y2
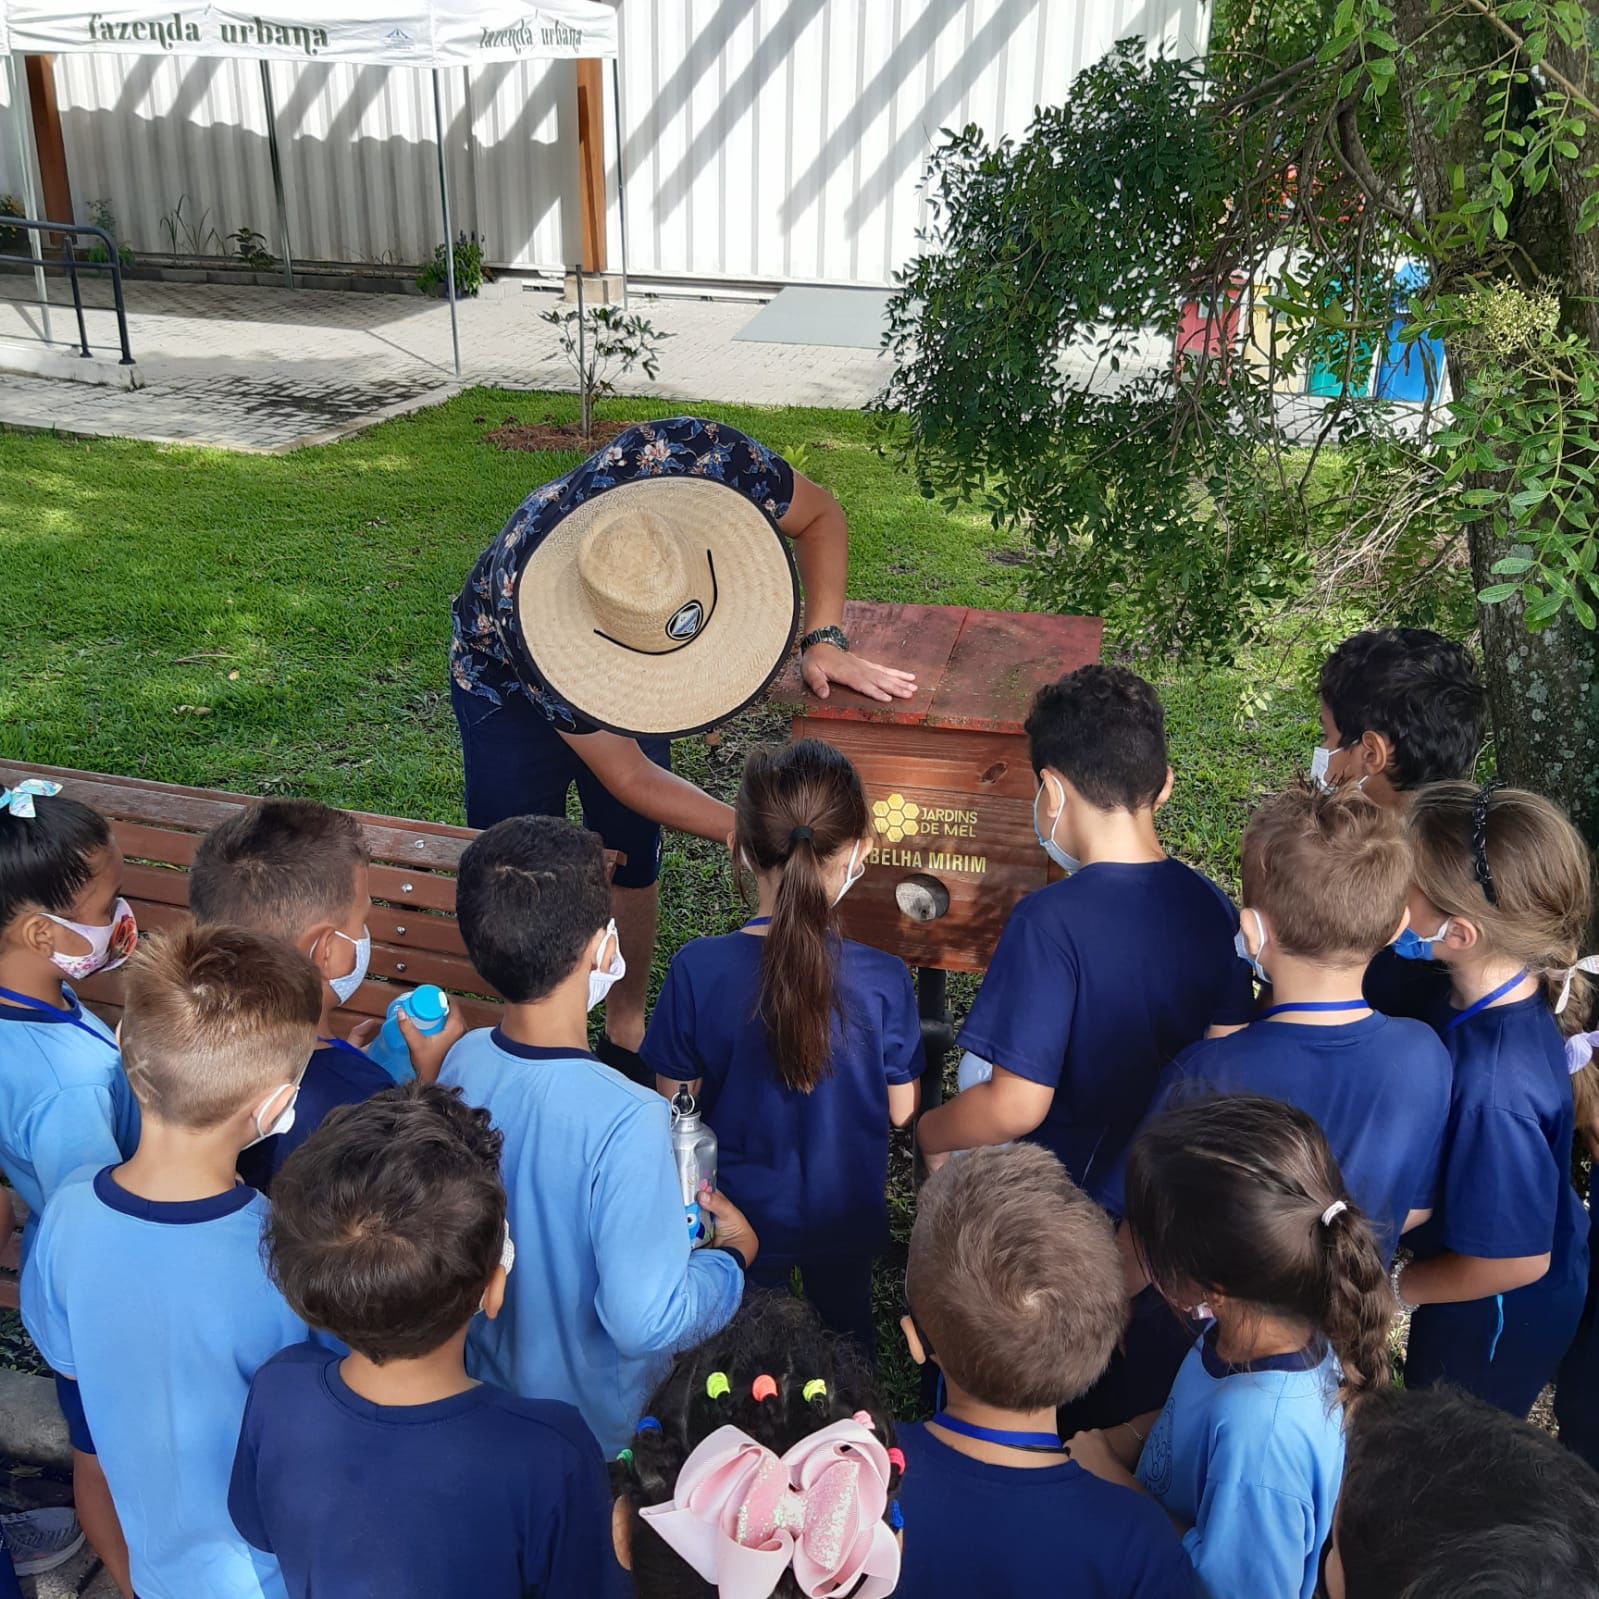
[
  {"x1": 1033, "y1": 779, "x2": 1081, "y2": 874},
  {"x1": 1393, "y1": 920, "x2": 1451, "y2": 962},
  {"x1": 1234, "y1": 909, "x2": 1269, "y2": 983}
]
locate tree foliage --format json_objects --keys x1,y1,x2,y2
[{"x1": 879, "y1": 3, "x2": 1599, "y2": 665}]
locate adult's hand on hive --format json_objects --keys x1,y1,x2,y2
[
  {"x1": 802, "y1": 641, "x2": 917, "y2": 703},
  {"x1": 401, "y1": 1004, "x2": 468, "y2": 1085}
]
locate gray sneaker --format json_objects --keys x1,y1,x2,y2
[{"x1": 2, "y1": 1506, "x2": 86, "y2": 1577}]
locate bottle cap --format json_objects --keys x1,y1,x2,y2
[{"x1": 408, "y1": 985, "x2": 449, "y2": 1023}]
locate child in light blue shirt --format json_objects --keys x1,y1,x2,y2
[
  {"x1": 0, "y1": 778, "x2": 141, "y2": 1592},
  {"x1": 24, "y1": 925, "x2": 319, "y2": 1599},
  {"x1": 441, "y1": 817, "x2": 754, "y2": 1455},
  {"x1": 1068, "y1": 1095, "x2": 1392, "y2": 1599}
]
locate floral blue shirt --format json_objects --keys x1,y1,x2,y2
[{"x1": 450, "y1": 417, "x2": 795, "y2": 733}]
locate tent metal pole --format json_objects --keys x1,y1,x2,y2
[
  {"x1": 431, "y1": 66, "x2": 461, "y2": 379},
  {"x1": 6, "y1": 52, "x2": 52, "y2": 344},
  {"x1": 610, "y1": 55, "x2": 630, "y2": 310},
  {"x1": 259, "y1": 60, "x2": 295, "y2": 288}
]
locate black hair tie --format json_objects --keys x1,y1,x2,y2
[
  {"x1": 1471, "y1": 780, "x2": 1504, "y2": 906},
  {"x1": 789, "y1": 826, "x2": 814, "y2": 846}
]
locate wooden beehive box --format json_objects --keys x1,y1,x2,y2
[{"x1": 770, "y1": 602, "x2": 1102, "y2": 972}]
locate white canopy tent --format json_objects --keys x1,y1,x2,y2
[{"x1": 2, "y1": 0, "x2": 624, "y2": 374}]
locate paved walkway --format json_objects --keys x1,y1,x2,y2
[{"x1": 0, "y1": 276, "x2": 896, "y2": 451}]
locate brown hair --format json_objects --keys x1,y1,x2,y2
[
  {"x1": 120, "y1": 924, "x2": 321, "y2": 1129},
  {"x1": 1407, "y1": 781, "x2": 1596, "y2": 1116},
  {"x1": 1241, "y1": 780, "x2": 1411, "y2": 961},
  {"x1": 267, "y1": 1082, "x2": 506, "y2": 1362},
  {"x1": 906, "y1": 1143, "x2": 1127, "y2": 1410},
  {"x1": 733, "y1": 741, "x2": 868, "y2": 1094},
  {"x1": 190, "y1": 799, "x2": 368, "y2": 942},
  {"x1": 1126, "y1": 1095, "x2": 1394, "y2": 1405}
]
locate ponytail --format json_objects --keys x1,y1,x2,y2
[
  {"x1": 734, "y1": 742, "x2": 869, "y2": 1095},
  {"x1": 1317, "y1": 1203, "x2": 1394, "y2": 1403},
  {"x1": 1126, "y1": 1093, "x2": 1396, "y2": 1410}
]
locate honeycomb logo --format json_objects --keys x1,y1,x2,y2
[{"x1": 872, "y1": 793, "x2": 921, "y2": 844}]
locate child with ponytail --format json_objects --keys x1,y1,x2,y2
[
  {"x1": 645, "y1": 741, "x2": 923, "y2": 1355},
  {"x1": 611, "y1": 1293, "x2": 902, "y2": 1599},
  {"x1": 1391, "y1": 781, "x2": 1593, "y2": 1421},
  {"x1": 1068, "y1": 1094, "x2": 1393, "y2": 1599}
]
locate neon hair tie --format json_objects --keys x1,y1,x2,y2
[
  {"x1": 752, "y1": 1374, "x2": 779, "y2": 1402},
  {"x1": 616, "y1": 1447, "x2": 634, "y2": 1465},
  {"x1": 802, "y1": 1378, "x2": 828, "y2": 1403},
  {"x1": 887, "y1": 1447, "x2": 906, "y2": 1474},
  {"x1": 706, "y1": 1372, "x2": 731, "y2": 1400},
  {"x1": 636, "y1": 1416, "x2": 662, "y2": 1434}
]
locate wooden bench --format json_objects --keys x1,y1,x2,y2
[{"x1": 0, "y1": 761, "x2": 619, "y2": 1310}]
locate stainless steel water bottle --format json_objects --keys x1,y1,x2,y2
[{"x1": 669, "y1": 1089, "x2": 718, "y2": 1247}]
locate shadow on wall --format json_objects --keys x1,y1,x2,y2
[{"x1": 52, "y1": 53, "x2": 577, "y2": 269}]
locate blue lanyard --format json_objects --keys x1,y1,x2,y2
[
  {"x1": 1445, "y1": 970, "x2": 1530, "y2": 1033},
  {"x1": 318, "y1": 1036, "x2": 371, "y2": 1062},
  {"x1": 1257, "y1": 1000, "x2": 1369, "y2": 1021},
  {"x1": 744, "y1": 917, "x2": 771, "y2": 929},
  {"x1": 931, "y1": 1412, "x2": 1062, "y2": 1453},
  {"x1": 0, "y1": 985, "x2": 118, "y2": 1053}
]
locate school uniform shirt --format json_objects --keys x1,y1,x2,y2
[
  {"x1": 237, "y1": 1038, "x2": 391, "y2": 1193},
  {"x1": 1137, "y1": 1329, "x2": 1344, "y2": 1599},
  {"x1": 959, "y1": 860, "x2": 1253, "y2": 1192},
  {"x1": 441, "y1": 1030, "x2": 743, "y2": 1455},
  {"x1": 229, "y1": 1342, "x2": 626, "y2": 1599},
  {"x1": 22, "y1": 1167, "x2": 306, "y2": 1599},
  {"x1": 642, "y1": 931, "x2": 924, "y2": 1263},
  {"x1": 1363, "y1": 945, "x2": 1454, "y2": 1023},
  {"x1": 1403, "y1": 994, "x2": 1590, "y2": 1416},
  {"x1": 1109, "y1": 1014, "x2": 1452, "y2": 1256},
  {"x1": 896, "y1": 1422, "x2": 1194, "y2": 1598},
  {"x1": 0, "y1": 987, "x2": 139, "y2": 1262}
]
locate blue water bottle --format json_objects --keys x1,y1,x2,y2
[{"x1": 366, "y1": 985, "x2": 450, "y2": 1082}]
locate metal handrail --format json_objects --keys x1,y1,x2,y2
[{"x1": 0, "y1": 217, "x2": 136, "y2": 366}]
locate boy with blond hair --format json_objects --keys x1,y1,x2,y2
[
  {"x1": 896, "y1": 1144, "x2": 1190, "y2": 1596},
  {"x1": 23, "y1": 926, "x2": 315, "y2": 1599}
]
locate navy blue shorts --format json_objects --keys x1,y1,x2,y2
[
  {"x1": 53, "y1": 1372, "x2": 95, "y2": 1455},
  {"x1": 451, "y1": 681, "x2": 669, "y2": 890}
]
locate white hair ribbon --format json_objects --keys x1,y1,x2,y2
[
  {"x1": 1320, "y1": 1200, "x2": 1348, "y2": 1228},
  {"x1": 1557, "y1": 956, "x2": 1599, "y2": 1015}
]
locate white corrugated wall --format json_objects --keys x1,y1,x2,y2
[{"x1": 30, "y1": 0, "x2": 1209, "y2": 286}]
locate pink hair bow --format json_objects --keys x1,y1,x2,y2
[{"x1": 638, "y1": 1420, "x2": 901, "y2": 1598}]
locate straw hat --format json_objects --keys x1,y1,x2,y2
[{"x1": 512, "y1": 477, "x2": 800, "y2": 738}]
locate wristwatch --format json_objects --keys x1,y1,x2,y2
[{"x1": 800, "y1": 625, "x2": 849, "y2": 654}]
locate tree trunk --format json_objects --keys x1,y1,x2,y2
[{"x1": 1395, "y1": 0, "x2": 1599, "y2": 840}]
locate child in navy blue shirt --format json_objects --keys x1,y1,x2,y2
[
  {"x1": 0, "y1": 778, "x2": 139, "y2": 1595},
  {"x1": 441, "y1": 816, "x2": 755, "y2": 1456},
  {"x1": 23, "y1": 925, "x2": 316, "y2": 1599},
  {"x1": 611, "y1": 1292, "x2": 903, "y2": 1597},
  {"x1": 190, "y1": 799, "x2": 463, "y2": 1190},
  {"x1": 1121, "y1": 782, "x2": 1451, "y2": 1261},
  {"x1": 231, "y1": 1080, "x2": 622, "y2": 1598},
  {"x1": 1392, "y1": 782, "x2": 1592, "y2": 1420},
  {"x1": 896, "y1": 1143, "x2": 1191, "y2": 1598},
  {"x1": 1308, "y1": 628, "x2": 1485, "y2": 1022},
  {"x1": 645, "y1": 740, "x2": 922, "y2": 1356},
  {"x1": 916, "y1": 666, "x2": 1251, "y2": 1190},
  {"x1": 1070, "y1": 1096, "x2": 1393, "y2": 1599}
]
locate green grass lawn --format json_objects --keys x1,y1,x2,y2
[{"x1": 0, "y1": 389, "x2": 1325, "y2": 1404}]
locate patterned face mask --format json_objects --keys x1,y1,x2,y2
[{"x1": 44, "y1": 899, "x2": 138, "y2": 982}]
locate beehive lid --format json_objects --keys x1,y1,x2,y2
[{"x1": 770, "y1": 602, "x2": 1103, "y2": 734}]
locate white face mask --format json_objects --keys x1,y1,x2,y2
[
  {"x1": 479, "y1": 1221, "x2": 516, "y2": 1315},
  {"x1": 241, "y1": 1072, "x2": 304, "y2": 1150},
  {"x1": 832, "y1": 841, "x2": 865, "y2": 908},
  {"x1": 1309, "y1": 744, "x2": 1334, "y2": 791},
  {"x1": 44, "y1": 898, "x2": 138, "y2": 982},
  {"x1": 587, "y1": 919, "x2": 626, "y2": 1012},
  {"x1": 326, "y1": 927, "x2": 370, "y2": 1005},
  {"x1": 1234, "y1": 908, "x2": 1270, "y2": 983},
  {"x1": 1033, "y1": 778, "x2": 1081, "y2": 874}
]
